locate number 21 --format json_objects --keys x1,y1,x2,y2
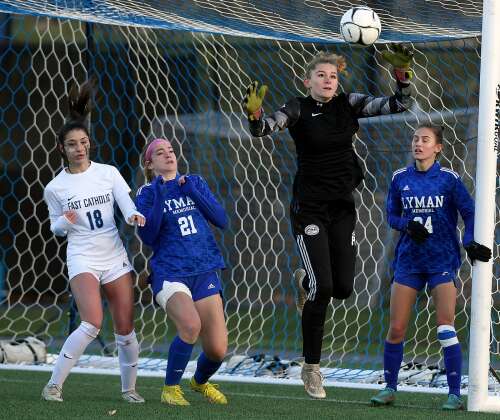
[{"x1": 178, "y1": 215, "x2": 197, "y2": 236}]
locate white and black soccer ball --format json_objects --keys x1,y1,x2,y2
[{"x1": 340, "y1": 6, "x2": 381, "y2": 47}]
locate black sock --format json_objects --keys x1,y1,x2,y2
[{"x1": 301, "y1": 300, "x2": 329, "y2": 364}]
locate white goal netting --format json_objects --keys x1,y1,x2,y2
[{"x1": 0, "y1": 0, "x2": 497, "y2": 394}]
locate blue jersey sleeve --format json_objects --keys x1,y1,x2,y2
[
  {"x1": 386, "y1": 176, "x2": 408, "y2": 232},
  {"x1": 180, "y1": 175, "x2": 228, "y2": 229},
  {"x1": 452, "y1": 177, "x2": 475, "y2": 246},
  {"x1": 135, "y1": 177, "x2": 164, "y2": 247}
]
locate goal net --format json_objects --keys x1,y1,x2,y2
[{"x1": 0, "y1": 0, "x2": 498, "y2": 398}]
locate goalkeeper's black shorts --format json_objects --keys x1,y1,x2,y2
[{"x1": 290, "y1": 193, "x2": 357, "y2": 303}]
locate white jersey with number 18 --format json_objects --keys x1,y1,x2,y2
[{"x1": 43, "y1": 161, "x2": 139, "y2": 270}]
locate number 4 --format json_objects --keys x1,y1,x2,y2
[{"x1": 413, "y1": 216, "x2": 433, "y2": 233}]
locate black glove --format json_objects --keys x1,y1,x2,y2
[
  {"x1": 406, "y1": 220, "x2": 430, "y2": 244},
  {"x1": 464, "y1": 241, "x2": 492, "y2": 263}
]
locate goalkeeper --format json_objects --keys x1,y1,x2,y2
[
  {"x1": 243, "y1": 46, "x2": 414, "y2": 399},
  {"x1": 370, "y1": 124, "x2": 491, "y2": 411}
]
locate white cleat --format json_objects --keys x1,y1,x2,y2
[
  {"x1": 122, "y1": 389, "x2": 145, "y2": 403},
  {"x1": 301, "y1": 363, "x2": 326, "y2": 399},
  {"x1": 294, "y1": 268, "x2": 307, "y2": 316},
  {"x1": 42, "y1": 383, "x2": 63, "y2": 402}
]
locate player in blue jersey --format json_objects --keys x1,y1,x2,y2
[
  {"x1": 370, "y1": 124, "x2": 492, "y2": 410},
  {"x1": 42, "y1": 81, "x2": 145, "y2": 403},
  {"x1": 244, "y1": 46, "x2": 414, "y2": 398},
  {"x1": 135, "y1": 138, "x2": 228, "y2": 406}
]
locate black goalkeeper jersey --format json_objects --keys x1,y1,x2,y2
[{"x1": 249, "y1": 86, "x2": 411, "y2": 201}]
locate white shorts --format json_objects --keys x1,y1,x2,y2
[{"x1": 67, "y1": 256, "x2": 133, "y2": 285}]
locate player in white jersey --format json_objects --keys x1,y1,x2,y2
[{"x1": 41, "y1": 80, "x2": 146, "y2": 403}]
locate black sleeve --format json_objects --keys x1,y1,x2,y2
[
  {"x1": 249, "y1": 97, "x2": 301, "y2": 137},
  {"x1": 347, "y1": 83, "x2": 412, "y2": 118}
]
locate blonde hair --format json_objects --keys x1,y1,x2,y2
[{"x1": 305, "y1": 51, "x2": 347, "y2": 79}]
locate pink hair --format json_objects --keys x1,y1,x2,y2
[{"x1": 144, "y1": 138, "x2": 170, "y2": 162}]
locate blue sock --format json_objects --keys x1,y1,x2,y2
[
  {"x1": 443, "y1": 343, "x2": 462, "y2": 397},
  {"x1": 384, "y1": 340, "x2": 404, "y2": 391},
  {"x1": 438, "y1": 325, "x2": 462, "y2": 397},
  {"x1": 193, "y1": 352, "x2": 223, "y2": 385},
  {"x1": 165, "y1": 336, "x2": 194, "y2": 385}
]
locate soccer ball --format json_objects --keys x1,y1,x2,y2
[{"x1": 340, "y1": 6, "x2": 381, "y2": 46}]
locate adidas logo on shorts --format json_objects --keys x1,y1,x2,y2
[{"x1": 208, "y1": 283, "x2": 215, "y2": 290}]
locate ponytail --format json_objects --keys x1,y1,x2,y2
[{"x1": 57, "y1": 79, "x2": 95, "y2": 151}]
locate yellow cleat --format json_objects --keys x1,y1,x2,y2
[
  {"x1": 160, "y1": 384, "x2": 190, "y2": 406},
  {"x1": 189, "y1": 377, "x2": 228, "y2": 404}
]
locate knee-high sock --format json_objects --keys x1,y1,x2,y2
[
  {"x1": 438, "y1": 325, "x2": 462, "y2": 397},
  {"x1": 301, "y1": 300, "x2": 328, "y2": 364},
  {"x1": 50, "y1": 321, "x2": 99, "y2": 386},
  {"x1": 115, "y1": 330, "x2": 139, "y2": 392},
  {"x1": 194, "y1": 352, "x2": 223, "y2": 384},
  {"x1": 165, "y1": 336, "x2": 194, "y2": 385},
  {"x1": 384, "y1": 340, "x2": 404, "y2": 391}
]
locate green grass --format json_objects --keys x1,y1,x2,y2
[
  {"x1": 1, "y1": 300, "x2": 471, "y2": 357},
  {"x1": 0, "y1": 301, "x2": 475, "y2": 374},
  {"x1": 1, "y1": 369, "x2": 498, "y2": 419}
]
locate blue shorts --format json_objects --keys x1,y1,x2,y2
[
  {"x1": 393, "y1": 271, "x2": 457, "y2": 291},
  {"x1": 151, "y1": 271, "x2": 222, "y2": 308}
]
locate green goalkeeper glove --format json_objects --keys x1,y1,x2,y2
[
  {"x1": 244, "y1": 81, "x2": 268, "y2": 121},
  {"x1": 382, "y1": 44, "x2": 414, "y2": 84}
]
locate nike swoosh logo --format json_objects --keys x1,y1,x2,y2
[
  {"x1": 311, "y1": 113, "x2": 322, "y2": 117},
  {"x1": 63, "y1": 353, "x2": 73, "y2": 359},
  {"x1": 67, "y1": 195, "x2": 76, "y2": 201}
]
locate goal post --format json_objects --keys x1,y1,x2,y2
[{"x1": 467, "y1": 0, "x2": 500, "y2": 413}]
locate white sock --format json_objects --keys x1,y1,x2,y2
[
  {"x1": 50, "y1": 321, "x2": 99, "y2": 386},
  {"x1": 115, "y1": 330, "x2": 139, "y2": 392}
]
